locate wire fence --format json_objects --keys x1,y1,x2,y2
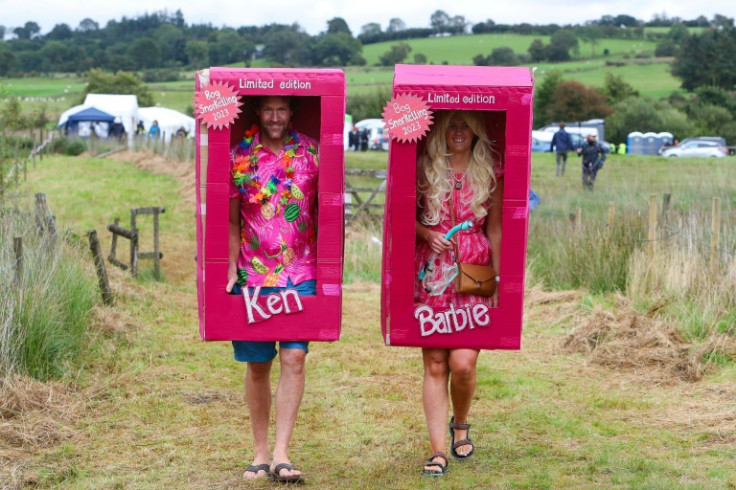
[
  {"x1": 533, "y1": 193, "x2": 736, "y2": 264},
  {"x1": 0, "y1": 132, "x2": 54, "y2": 200}
]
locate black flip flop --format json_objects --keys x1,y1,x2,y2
[
  {"x1": 449, "y1": 416, "x2": 475, "y2": 460},
  {"x1": 422, "y1": 451, "x2": 449, "y2": 477},
  {"x1": 243, "y1": 463, "x2": 270, "y2": 480},
  {"x1": 270, "y1": 462, "x2": 304, "y2": 484}
]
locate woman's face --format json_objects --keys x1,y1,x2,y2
[{"x1": 445, "y1": 115, "x2": 474, "y2": 155}]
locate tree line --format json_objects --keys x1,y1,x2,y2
[{"x1": 1, "y1": 9, "x2": 733, "y2": 77}]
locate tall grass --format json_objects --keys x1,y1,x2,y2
[
  {"x1": 0, "y1": 199, "x2": 97, "y2": 380},
  {"x1": 528, "y1": 196, "x2": 736, "y2": 357},
  {"x1": 528, "y1": 215, "x2": 642, "y2": 293},
  {"x1": 626, "y1": 210, "x2": 736, "y2": 344},
  {"x1": 344, "y1": 221, "x2": 383, "y2": 283}
]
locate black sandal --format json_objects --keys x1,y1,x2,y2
[
  {"x1": 269, "y1": 462, "x2": 304, "y2": 484},
  {"x1": 449, "y1": 416, "x2": 475, "y2": 460},
  {"x1": 243, "y1": 463, "x2": 270, "y2": 480},
  {"x1": 422, "y1": 451, "x2": 449, "y2": 477}
]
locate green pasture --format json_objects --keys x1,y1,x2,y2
[
  {"x1": 360, "y1": 34, "x2": 657, "y2": 66},
  {"x1": 539, "y1": 61, "x2": 682, "y2": 98}
]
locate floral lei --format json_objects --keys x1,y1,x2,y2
[{"x1": 231, "y1": 124, "x2": 316, "y2": 206}]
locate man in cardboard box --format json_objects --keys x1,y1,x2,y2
[{"x1": 225, "y1": 95, "x2": 319, "y2": 483}]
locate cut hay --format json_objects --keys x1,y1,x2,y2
[{"x1": 562, "y1": 295, "x2": 732, "y2": 383}]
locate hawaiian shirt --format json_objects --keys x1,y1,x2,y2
[{"x1": 229, "y1": 126, "x2": 319, "y2": 287}]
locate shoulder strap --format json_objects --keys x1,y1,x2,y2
[{"x1": 448, "y1": 193, "x2": 460, "y2": 260}]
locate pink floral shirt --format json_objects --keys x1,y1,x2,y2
[{"x1": 229, "y1": 127, "x2": 319, "y2": 287}]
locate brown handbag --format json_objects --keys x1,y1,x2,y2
[{"x1": 449, "y1": 195, "x2": 497, "y2": 297}]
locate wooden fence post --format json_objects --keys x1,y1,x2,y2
[
  {"x1": 13, "y1": 236, "x2": 22, "y2": 284},
  {"x1": 661, "y1": 193, "x2": 671, "y2": 225},
  {"x1": 153, "y1": 210, "x2": 161, "y2": 278},
  {"x1": 711, "y1": 197, "x2": 720, "y2": 277},
  {"x1": 648, "y1": 194, "x2": 657, "y2": 258},
  {"x1": 130, "y1": 208, "x2": 138, "y2": 277},
  {"x1": 87, "y1": 230, "x2": 114, "y2": 305},
  {"x1": 34, "y1": 192, "x2": 49, "y2": 234}
]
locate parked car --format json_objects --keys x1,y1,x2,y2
[
  {"x1": 678, "y1": 136, "x2": 727, "y2": 147},
  {"x1": 661, "y1": 140, "x2": 727, "y2": 158},
  {"x1": 531, "y1": 135, "x2": 548, "y2": 152}
]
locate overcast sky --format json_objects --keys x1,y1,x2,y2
[{"x1": 0, "y1": 0, "x2": 733, "y2": 36}]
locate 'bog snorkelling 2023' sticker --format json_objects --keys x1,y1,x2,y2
[
  {"x1": 382, "y1": 93, "x2": 433, "y2": 143},
  {"x1": 195, "y1": 83, "x2": 242, "y2": 130}
]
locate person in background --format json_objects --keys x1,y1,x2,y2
[
  {"x1": 550, "y1": 122, "x2": 575, "y2": 177},
  {"x1": 349, "y1": 126, "x2": 359, "y2": 151},
  {"x1": 148, "y1": 120, "x2": 161, "y2": 139},
  {"x1": 577, "y1": 133, "x2": 607, "y2": 191}
]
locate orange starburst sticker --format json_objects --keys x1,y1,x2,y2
[
  {"x1": 382, "y1": 94, "x2": 433, "y2": 143},
  {"x1": 194, "y1": 82, "x2": 242, "y2": 130}
]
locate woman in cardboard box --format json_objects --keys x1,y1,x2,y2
[{"x1": 414, "y1": 110, "x2": 503, "y2": 476}]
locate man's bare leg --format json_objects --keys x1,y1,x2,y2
[
  {"x1": 271, "y1": 348, "x2": 306, "y2": 479},
  {"x1": 243, "y1": 360, "x2": 273, "y2": 479}
]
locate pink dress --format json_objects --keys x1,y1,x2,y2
[{"x1": 414, "y1": 168, "x2": 503, "y2": 309}]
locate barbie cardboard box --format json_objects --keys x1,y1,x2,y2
[
  {"x1": 381, "y1": 64, "x2": 534, "y2": 350},
  {"x1": 195, "y1": 67, "x2": 345, "y2": 341}
]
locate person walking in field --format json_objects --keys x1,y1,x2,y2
[
  {"x1": 550, "y1": 122, "x2": 575, "y2": 177},
  {"x1": 577, "y1": 133, "x2": 607, "y2": 191},
  {"x1": 414, "y1": 110, "x2": 503, "y2": 476},
  {"x1": 225, "y1": 95, "x2": 320, "y2": 484}
]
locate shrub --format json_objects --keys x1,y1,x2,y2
[{"x1": 50, "y1": 136, "x2": 87, "y2": 156}]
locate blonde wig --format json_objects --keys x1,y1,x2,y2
[{"x1": 417, "y1": 111, "x2": 500, "y2": 226}]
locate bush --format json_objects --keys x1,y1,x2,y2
[{"x1": 50, "y1": 136, "x2": 88, "y2": 156}]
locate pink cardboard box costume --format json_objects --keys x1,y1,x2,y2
[
  {"x1": 381, "y1": 64, "x2": 534, "y2": 350},
  {"x1": 196, "y1": 67, "x2": 345, "y2": 341}
]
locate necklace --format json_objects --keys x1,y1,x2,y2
[{"x1": 447, "y1": 157, "x2": 470, "y2": 190}]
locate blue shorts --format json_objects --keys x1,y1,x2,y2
[{"x1": 231, "y1": 279, "x2": 316, "y2": 363}]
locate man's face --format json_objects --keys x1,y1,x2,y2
[{"x1": 257, "y1": 96, "x2": 293, "y2": 142}]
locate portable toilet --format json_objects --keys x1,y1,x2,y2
[
  {"x1": 642, "y1": 132, "x2": 659, "y2": 155},
  {"x1": 627, "y1": 131, "x2": 644, "y2": 155}
]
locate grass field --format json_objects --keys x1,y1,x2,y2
[
  {"x1": 2, "y1": 148, "x2": 735, "y2": 488},
  {"x1": 360, "y1": 34, "x2": 658, "y2": 66}
]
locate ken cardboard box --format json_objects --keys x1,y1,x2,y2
[
  {"x1": 381, "y1": 64, "x2": 534, "y2": 350},
  {"x1": 195, "y1": 67, "x2": 346, "y2": 341}
]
